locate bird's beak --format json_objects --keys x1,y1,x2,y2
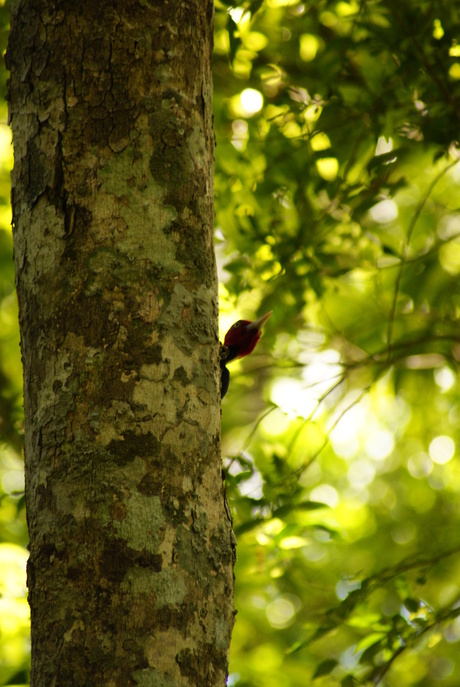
[{"x1": 246, "y1": 311, "x2": 272, "y2": 332}]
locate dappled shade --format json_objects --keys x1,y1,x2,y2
[{"x1": 214, "y1": 0, "x2": 460, "y2": 685}]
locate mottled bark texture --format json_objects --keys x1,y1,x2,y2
[{"x1": 8, "y1": 1, "x2": 234, "y2": 685}]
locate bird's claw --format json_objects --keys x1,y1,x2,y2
[{"x1": 219, "y1": 343, "x2": 229, "y2": 362}]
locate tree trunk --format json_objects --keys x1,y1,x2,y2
[{"x1": 7, "y1": 1, "x2": 234, "y2": 685}]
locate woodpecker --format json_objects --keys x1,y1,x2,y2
[{"x1": 220, "y1": 312, "x2": 272, "y2": 398}]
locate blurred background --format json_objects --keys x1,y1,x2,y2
[
  {"x1": 0, "y1": 2, "x2": 29, "y2": 686},
  {"x1": 2, "y1": 0, "x2": 460, "y2": 685}
]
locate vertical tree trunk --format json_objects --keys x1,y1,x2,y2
[{"x1": 8, "y1": 1, "x2": 234, "y2": 685}]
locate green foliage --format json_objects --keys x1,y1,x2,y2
[
  {"x1": 215, "y1": 0, "x2": 460, "y2": 685},
  {"x1": 0, "y1": 2, "x2": 29, "y2": 683}
]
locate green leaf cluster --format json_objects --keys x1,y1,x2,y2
[
  {"x1": 0, "y1": 2, "x2": 29, "y2": 684},
  {"x1": 215, "y1": 1, "x2": 460, "y2": 685}
]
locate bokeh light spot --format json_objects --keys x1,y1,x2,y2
[{"x1": 429, "y1": 435, "x2": 455, "y2": 464}]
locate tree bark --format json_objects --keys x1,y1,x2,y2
[{"x1": 8, "y1": 1, "x2": 234, "y2": 685}]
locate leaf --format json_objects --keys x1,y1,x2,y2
[
  {"x1": 311, "y1": 524, "x2": 340, "y2": 539},
  {"x1": 404, "y1": 597, "x2": 420, "y2": 614},
  {"x1": 248, "y1": 0, "x2": 264, "y2": 17},
  {"x1": 298, "y1": 500, "x2": 330, "y2": 511},
  {"x1": 348, "y1": 613, "x2": 384, "y2": 629},
  {"x1": 223, "y1": 256, "x2": 251, "y2": 274},
  {"x1": 355, "y1": 632, "x2": 387, "y2": 654},
  {"x1": 287, "y1": 624, "x2": 335, "y2": 653},
  {"x1": 234, "y1": 517, "x2": 266, "y2": 536},
  {"x1": 272, "y1": 500, "x2": 329, "y2": 518},
  {"x1": 227, "y1": 15, "x2": 240, "y2": 65},
  {"x1": 224, "y1": 470, "x2": 253, "y2": 486},
  {"x1": 367, "y1": 150, "x2": 399, "y2": 172},
  {"x1": 359, "y1": 638, "x2": 386, "y2": 664},
  {"x1": 313, "y1": 659, "x2": 338, "y2": 679}
]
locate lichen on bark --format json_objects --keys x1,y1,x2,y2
[{"x1": 8, "y1": 1, "x2": 234, "y2": 684}]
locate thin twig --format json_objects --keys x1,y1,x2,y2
[{"x1": 387, "y1": 160, "x2": 458, "y2": 359}]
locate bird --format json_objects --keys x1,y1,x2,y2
[{"x1": 220, "y1": 312, "x2": 272, "y2": 398}]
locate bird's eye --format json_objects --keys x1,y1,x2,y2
[{"x1": 232, "y1": 321, "x2": 242, "y2": 329}]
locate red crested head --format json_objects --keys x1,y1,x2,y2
[{"x1": 223, "y1": 311, "x2": 272, "y2": 360}]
